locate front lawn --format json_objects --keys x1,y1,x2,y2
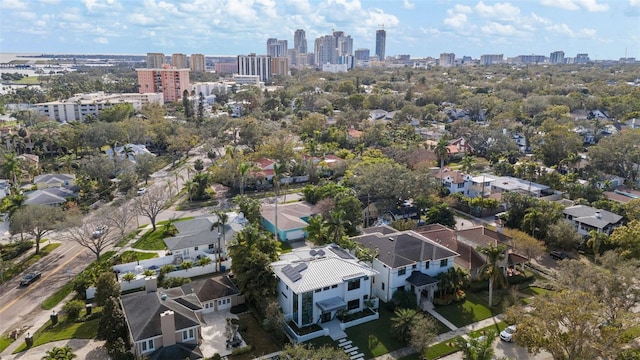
[
  {"x1": 132, "y1": 228, "x2": 170, "y2": 250},
  {"x1": 434, "y1": 292, "x2": 500, "y2": 328},
  {"x1": 13, "y1": 309, "x2": 101, "y2": 353},
  {"x1": 116, "y1": 250, "x2": 158, "y2": 264},
  {"x1": 344, "y1": 305, "x2": 407, "y2": 359},
  {"x1": 423, "y1": 336, "x2": 463, "y2": 360},
  {"x1": 0, "y1": 335, "x2": 14, "y2": 353},
  {"x1": 468, "y1": 321, "x2": 508, "y2": 338}
]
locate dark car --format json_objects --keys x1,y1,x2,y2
[
  {"x1": 20, "y1": 271, "x2": 42, "y2": 286},
  {"x1": 550, "y1": 251, "x2": 568, "y2": 260}
]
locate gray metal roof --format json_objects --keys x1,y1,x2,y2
[{"x1": 564, "y1": 205, "x2": 623, "y2": 228}]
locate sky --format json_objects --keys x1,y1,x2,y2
[{"x1": 0, "y1": 0, "x2": 639, "y2": 60}]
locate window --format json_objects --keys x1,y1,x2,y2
[
  {"x1": 381, "y1": 282, "x2": 385, "y2": 290},
  {"x1": 315, "y1": 289, "x2": 321, "y2": 293},
  {"x1": 412, "y1": 264, "x2": 417, "y2": 269},
  {"x1": 331, "y1": 284, "x2": 338, "y2": 289},
  {"x1": 347, "y1": 299, "x2": 360, "y2": 310},
  {"x1": 347, "y1": 279, "x2": 361, "y2": 291},
  {"x1": 323, "y1": 286, "x2": 330, "y2": 291},
  {"x1": 208, "y1": 244, "x2": 214, "y2": 249},
  {"x1": 440, "y1": 259, "x2": 448, "y2": 267},
  {"x1": 425, "y1": 261, "x2": 430, "y2": 269},
  {"x1": 398, "y1": 267, "x2": 406, "y2": 276},
  {"x1": 142, "y1": 342, "x2": 147, "y2": 352},
  {"x1": 457, "y1": 182, "x2": 465, "y2": 188},
  {"x1": 194, "y1": 246, "x2": 199, "y2": 251},
  {"x1": 183, "y1": 329, "x2": 194, "y2": 341}
]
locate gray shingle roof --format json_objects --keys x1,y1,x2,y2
[
  {"x1": 564, "y1": 205, "x2": 623, "y2": 228},
  {"x1": 24, "y1": 187, "x2": 76, "y2": 206},
  {"x1": 149, "y1": 342, "x2": 203, "y2": 360},
  {"x1": 164, "y1": 216, "x2": 240, "y2": 251},
  {"x1": 120, "y1": 291, "x2": 200, "y2": 342},
  {"x1": 352, "y1": 229, "x2": 459, "y2": 268}
]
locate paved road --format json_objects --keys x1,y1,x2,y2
[{"x1": 438, "y1": 339, "x2": 553, "y2": 360}]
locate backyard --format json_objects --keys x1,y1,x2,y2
[{"x1": 230, "y1": 312, "x2": 281, "y2": 360}]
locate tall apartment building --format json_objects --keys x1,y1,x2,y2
[
  {"x1": 215, "y1": 61, "x2": 238, "y2": 75},
  {"x1": 550, "y1": 51, "x2": 565, "y2": 64},
  {"x1": 294, "y1": 29, "x2": 307, "y2": 54},
  {"x1": 355, "y1": 49, "x2": 370, "y2": 61},
  {"x1": 237, "y1": 54, "x2": 271, "y2": 83},
  {"x1": 315, "y1": 35, "x2": 337, "y2": 65},
  {"x1": 271, "y1": 57, "x2": 289, "y2": 77},
  {"x1": 335, "y1": 32, "x2": 353, "y2": 56},
  {"x1": 575, "y1": 53, "x2": 590, "y2": 64},
  {"x1": 190, "y1": 54, "x2": 206, "y2": 72},
  {"x1": 375, "y1": 29, "x2": 386, "y2": 61},
  {"x1": 171, "y1": 53, "x2": 187, "y2": 68},
  {"x1": 137, "y1": 66, "x2": 191, "y2": 102},
  {"x1": 439, "y1": 53, "x2": 455, "y2": 67},
  {"x1": 267, "y1": 38, "x2": 288, "y2": 58},
  {"x1": 146, "y1": 52, "x2": 165, "y2": 68},
  {"x1": 515, "y1": 55, "x2": 546, "y2": 64},
  {"x1": 480, "y1": 54, "x2": 503, "y2": 65}
]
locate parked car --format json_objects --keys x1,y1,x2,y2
[
  {"x1": 500, "y1": 325, "x2": 517, "y2": 342},
  {"x1": 136, "y1": 187, "x2": 147, "y2": 196},
  {"x1": 550, "y1": 250, "x2": 568, "y2": 260},
  {"x1": 20, "y1": 271, "x2": 42, "y2": 286},
  {"x1": 92, "y1": 225, "x2": 108, "y2": 239}
]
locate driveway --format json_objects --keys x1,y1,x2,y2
[{"x1": 200, "y1": 310, "x2": 245, "y2": 358}]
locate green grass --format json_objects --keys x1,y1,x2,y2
[
  {"x1": 434, "y1": 292, "x2": 500, "y2": 328},
  {"x1": 13, "y1": 77, "x2": 42, "y2": 85},
  {"x1": 423, "y1": 336, "x2": 463, "y2": 360},
  {"x1": 13, "y1": 310, "x2": 101, "y2": 353},
  {"x1": 279, "y1": 242, "x2": 293, "y2": 254},
  {"x1": 132, "y1": 229, "x2": 169, "y2": 250},
  {"x1": 157, "y1": 217, "x2": 194, "y2": 225},
  {"x1": 520, "y1": 286, "x2": 553, "y2": 297},
  {"x1": 231, "y1": 312, "x2": 282, "y2": 360},
  {"x1": 344, "y1": 305, "x2": 407, "y2": 358},
  {"x1": 116, "y1": 229, "x2": 141, "y2": 247},
  {"x1": 118, "y1": 250, "x2": 158, "y2": 263},
  {"x1": 0, "y1": 335, "x2": 14, "y2": 353},
  {"x1": 468, "y1": 321, "x2": 508, "y2": 338}
]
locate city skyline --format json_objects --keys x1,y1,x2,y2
[{"x1": 0, "y1": 0, "x2": 639, "y2": 59}]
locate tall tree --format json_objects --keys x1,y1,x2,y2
[
  {"x1": 97, "y1": 297, "x2": 129, "y2": 346},
  {"x1": 104, "y1": 204, "x2": 135, "y2": 246},
  {"x1": 391, "y1": 308, "x2": 419, "y2": 341},
  {"x1": 9, "y1": 205, "x2": 67, "y2": 255},
  {"x1": 305, "y1": 215, "x2": 330, "y2": 246},
  {"x1": 211, "y1": 210, "x2": 229, "y2": 272},
  {"x1": 66, "y1": 214, "x2": 116, "y2": 261},
  {"x1": 272, "y1": 162, "x2": 288, "y2": 242},
  {"x1": 0, "y1": 152, "x2": 23, "y2": 186},
  {"x1": 132, "y1": 187, "x2": 168, "y2": 231},
  {"x1": 433, "y1": 138, "x2": 450, "y2": 182},
  {"x1": 327, "y1": 209, "x2": 351, "y2": 243},
  {"x1": 454, "y1": 331, "x2": 496, "y2": 360},
  {"x1": 94, "y1": 272, "x2": 121, "y2": 307},
  {"x1": 476, "y1": 244, "x2": 508, "y2": 307}
]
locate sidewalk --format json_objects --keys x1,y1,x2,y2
[{"x1": 372, "y1": 314, "x2": 505, "y2": 360}]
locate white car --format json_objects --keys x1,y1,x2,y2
[
  {"x1": 500, "y1": 325, "x2": 517, "y2": 342},
  {"x1": 136, "y1": 187, "x2": 147, "y2": 196},
  {"x1": 92, "y1": 225, "x2": 108, "y2": 239}
]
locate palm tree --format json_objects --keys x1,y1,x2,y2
[
  {"x1": 459, "y1": 155, "x2": 477, "y2": 174},
  {"x1": 522, "y1": 209, "x2": 543, "y2": 238},
  {"x1": 305, "y1": 215, "x2": 329, "y2": 245},
  {"x1": 433, "y1": 138, "x2": 450, "y2": 183},
  {"x1": 5, "y1": 192, "x2": 26, "y2": 218},
  {"x1": 455, "y1": 331, "x2": 496, "y2": 360},
  {"x1": 184, "y1": 179, "x2": 196, "y2": 202},
  {"x1": 327, "y1": 209, "x2": 351, "y2": 243},
  {"x1": 587, "y1": 230, "x2": 608, "y2": 263},
  {"x1": 211, "y1": 210, "x2": 229, "y2": 272},
  {"x1": 238, "y1": 161, "x2": 252, "y2": 195},
  {"x1": 477, "y1": 244, "x2": 508, "y2": 307},
  {"x1": 42, "y1": 346, "x2": 77, "y2": 360},
  {"x1": 391, "y1": 308, "x2": 418, "y2": 340},
  {"x1": 1, "y1": 153, "x2": 23, "y2": 186},
  {"x1": 272, "y1": 162, "x2": 288, "y2": 242},
  {"x1": 560, "y1": 152, "x2": 580, "y2": 173}
]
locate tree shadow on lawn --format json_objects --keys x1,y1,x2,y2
[
  {"x1": 434, "y1": 292, "x2": 502, "y2": 328},
  {"x1": 344, "y1": 305, "x2": 406, "y2": 359}
]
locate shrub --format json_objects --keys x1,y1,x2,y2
[
  {"x1": 231, "y1": 345, "x2": 253, "y2": 356},
  {"x1": 143, "y1": 269, "x2": 156, "y2": 277},
  {"x1": 122, "y1": 273, "x2": 135, "y2": 282},
  {"x1": 197, "y1": 257, "x2": 212, "y2": 266},
  {"x1": 181, "y1": 260, "x2": 194, "y2": 270},
  {"x1": 454, "y1": 290, "x2": 466, "y2": 302},
  {"x1": 63, "y1": 299, "x2": 85, "y2": 320},
  {"x1": 161, "y1": 277, "x2": 190, "y2": 288}
]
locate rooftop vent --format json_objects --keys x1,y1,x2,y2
[
  {"x1": 388, "y1": 237, "x2": 394, "y2": 242},
  {"x1": 594, "y1": 211, "x2": 602, "y2": 219}
]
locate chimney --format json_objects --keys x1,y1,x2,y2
[
  {"x1": 496, "y1": 220, "x2": 504, "y2": 234},
  {"x1": 145, "y1": 276, "x2": 157, "y2": 293},
  {"x1": 594, "y1": 211, "x2": 602, "y2": 219},
  {"x1": 160, "y1": 310, "x2": 176, "y2": 347}
]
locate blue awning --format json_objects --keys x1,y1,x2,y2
[{"x1": 316, "y1": 297, "x2": 347, "y2": 312}]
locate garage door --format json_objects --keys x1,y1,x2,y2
[{"x1": 287, "y1": 230, "x2": 305, "y2": 241}]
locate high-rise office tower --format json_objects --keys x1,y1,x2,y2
[
  {"x1": 440, "y1": 53, "x2": 455, "y2": 67},
  {"x1": 336, "y1": 34, "x2": 353, "y2": 56},
  {"x1": 294, "y1": 29, "x2": 307, "y2": 54},
  {"x1": 171, "y1": 53, "x2": 187, "y2": 68},
  {"x1": 549, "y1": 51, "x2": 565, "y2": 64},
  {"x1": 190, "y1": 54, "x2": 205, "y2": 72},
  {"x1": 375, "y1": 29, "x2": 386, "y2": 61},
  {"x1": 267, "y1": 38, "x2": 288, "y2": 58},
  {"x1": 146, "y1": 52, "x2": 165, "y2": 68},
  {"x1": 575, "y1": 53, "x2": 589, "y2": 64},
  {"x1": 237, "y1": 54, "x2": 272, "y2": 83},
  {"x1": 354, "y1": 49, "x2": 370, "y2": 61},
  {"x1": 314, "y1": 35, "x2": 337, "y2": 65}
]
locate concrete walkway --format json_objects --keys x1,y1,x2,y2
[
  {"x1": 425, "y1": 307, "x2": 458, "y2": 331},
  {"x1": 372, "y1": 314, "x2": 505, "y2": 360}
]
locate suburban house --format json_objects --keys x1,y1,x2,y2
[
  {"x1": 105, "y1": 143, "x2": 155, "y2": 163},
  {"x1": 24, "y1": 187, "x2": 76, "y2": 206},
  {"x1": 260, "y1": 202, "x2": 318, "y2": 242},
  {"x1": 271, "y1": 244, "x2": 378, "y2": 340},
  {"x1": 163, "y1": 213, "x2": 244, "y2": 264},
  {"x1": 604, "y1": 187, "x2": 640, "y2": 204},
  {"x1": 351, "y1": 225, "x2": 459, "y2": 308},
  {"x1": 469, "y1": 174, "x2": 497, "y2": 198},
  {"x1": 254, "y1": 157, "x2": 276, "y2": 181},
  {"x1": 563, "y1": 205, "x2": 624, "y2": 236},
  {"x1": 433, "y1": 168, "x2": 473, "y2": 195},
  {"x1": 490, "y1": 176, "x2": 555, "y2": 198},
  {"x1": 163, "y1": 275, "x2": 241, "y2": 314},
  {"x1": 448, "y1": 137, "x2": 473, "y2": 157},
  {"x1": 33, "y1": 173, "x2": 76, "y2": 189},
  {"x1": 120, "y1": 277, "x2": 203, "y2": 360}
]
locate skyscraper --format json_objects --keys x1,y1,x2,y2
[
  {"x1": 237, "y1": 54, "x2": 272, "y2": 83},
  {"x1": 137, "y1": 66, "x2": 190, "y2": 102},
  {"x1": 146, "y1": 52, "x2": 165, "y2": 68},
  {"x1": 375, "y1": 29, "x2": 386, "y2": 61},
  {"x1": 440, "y1": 53, "x2": 455, "y2": 67},
  {"x1": 354, "y1": 49, "x2": 370, "y2": 61},
  {"x1": 314, "y1": 35, "x2": 336, "y2": 65},
  {"x1": 267, "y1": 38, "x2": 288, "y2": 58},
  {"x1": 294, "y1": 29, "x2": 307, "y2": 54}
]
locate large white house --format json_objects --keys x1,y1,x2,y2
[
  {"x1": 271, "y1": 245, "x2": 378, "y2": 332},
  {"x1": 351, "y1": 226, "x2": 459, "y2": 307}
]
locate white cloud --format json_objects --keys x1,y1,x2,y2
[
  {"x1": 475, "y1": 1, "x2": 520, "y2": 19},
  {"x1": 39, "y1": 0, "x2": 61, "y2": 4},
  {"x1": 364, "y1": 8, "x2": 400, "y2": 28},
  {"x1": 444, "y1": 13, "x2": 468, "y2": 29},
  {"x1": 540, "y1": 0, "x2": 609, "y2": 12},
  {"x1": 15, "y1": 11, "x2": 37, "y2": 20},
  {"x1": 226, "y1": 0, "x2": 258, "y2": 21},
  {"x1": 285, "y1": 0, "x2": 311, "y2": 13},
  {"x1": 449, "y1": 4, "x2": 472, "y2": 14},
  {"x1": 481, "y1": 22, "x2": 519, "y2": 36},
  {"x1": 128, "y1": 13, "x2": 155, "y2": 26},
  {"x1": 403, "y1": 0, "x2": 415, "y2": 10},
  {"x1": 546, "y1": 23, "x2": 597, "y2": 38},
  {"x1": 626, "y1": 0, "x2": 640, "y2": 16},
  {"x1": 95, "y1": 37, "x2": 108, "y2": 44},
  {"x1": 0, "y1": 0, "x2": 26, "y2": 10},
  {"x1": 330, "y1": 0, "x2": 362, "y2": 13},
  {"x1": 530, "y1": 12, "x2": 552, "y2": 25}
]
